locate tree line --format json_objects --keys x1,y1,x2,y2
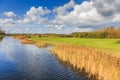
[
  {"x1": 71, "y1": 27, "x2": 120, "y2": 38},
  {"x1": 31, "y1": 27, "x2": 120, "y2": 38},
  {"x1": 8, "y1": 27, "x2": 120, "y2": 39},
  {"x1": 0, "y1": 28, "x2": 5, "y2": 35}
]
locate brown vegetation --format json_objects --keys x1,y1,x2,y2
[
  {"x1": 13, "y1": 35, "x2": 35, "y2": 44},
  {"x1": 35, "y1": 41, "x2": 48, "y2": 47},
  {"x1": 20, "y1": 39, "x2": 35, "y2": 44},
  {"x1": 51, "y1": 45, "x2": 120, "y2": 80},
  {"x1": 116, "y1": 40, "x2": 120, "y2": 43},
  {"x1": 13, "y1": 35, "x2": 48, "y2": 47}
]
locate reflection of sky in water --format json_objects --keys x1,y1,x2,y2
[
  {"x1": 0, "y1": 37, "x2": 24, "y2": 61},
  {"x1": 0, "y1": 60, "x2": 17, "y2": 74},
  {"x1": 0, "y1": 37, "x2": 20, "y2": 75},
  {"x1": 0, "y1": 37, "x2": 88, "y2": 80}
]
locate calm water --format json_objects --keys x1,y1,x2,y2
[{"x1": 0, "y1": 37, "x2": 89, "y2": 80}]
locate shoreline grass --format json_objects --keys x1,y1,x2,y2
[
  {"x1": 51, "y1": 45, "x2": 120, "y2": 80},
  {"x1": 13, "y1": 35, "x2": 48, "y2": 47},
  {"x1": 13, "y1": 35, "x2": 35, "y2": 44},
  {"x1": 30, "y1": 36, "x2": 120, "y2": 80}
]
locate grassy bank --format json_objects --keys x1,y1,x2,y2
[
  {"x1": 29, "y1": 36, "x2": 120, "y2": 80},
  {"x1": 51, "y1": 45, "x2": 120, "y2": 80},
  {"x1": 13, "y1": 35, "x2": 120, "y2": 80},
  {"x1": 13, "y1": 35, "x2": 47, "y2": 47},
  {"x1": 0, "y1": 35, "x2": 5, "y2": 41},
  {"x1": 30, "y1": 36, "x2": 120, "y2": 56}
]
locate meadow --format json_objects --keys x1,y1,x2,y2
[{"x1": 30, "y1": 36, "x2": 120, "y2": 57}]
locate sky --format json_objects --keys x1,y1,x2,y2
[{"x1": 0, "y1": 0, "x2": 120, "y2": 34}]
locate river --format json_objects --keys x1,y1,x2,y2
[{"x1": 0, "y1": 37, "x2": 89, "y2": 80}]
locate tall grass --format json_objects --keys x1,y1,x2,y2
[
  {"x1": 35, "y1": 41, "x2": 48, "y2": 47},
  {"x1": 51, "y1": 45, "x2": 120, "y2": 80},
  {"x1": 13, "y1": 35, "x2": 48, "y2": 47},
  {"x1": 13, "y1": 35, "x2": 35, "y2": 44},
  {"x1": 19, "y1": 39, "x2": 35, "y2": 44},
  {"x1": 116, "y1": 40, "x2": 120, "y2": 43}
]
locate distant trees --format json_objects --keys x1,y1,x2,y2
[
  {"x1": 71, "y1": 27, "x2": 120, "y2": 38},
  {"x1": 11, "y1": 27, "x2": 120, "y2": 39},
  {"x1": 32, "y1": 27, "x2": 120, "y2": 38},
  {"x1": 0, "y1": 28, "x2": 5, "y2": 35},
  {"x1": 37, "y1": 34, "x2": 72, "y2": 37}
]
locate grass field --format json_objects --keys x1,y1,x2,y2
[{"x1": 30, "y1": 36, "x2": 120, "y2": 56}]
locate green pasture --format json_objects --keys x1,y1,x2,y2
[{"x1": 30, "y1": 36, "x2": 120, "y2": 56}]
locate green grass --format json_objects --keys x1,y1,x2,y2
[{"x1": 30, "y1": 36, "x2": 120, "y2": 56}]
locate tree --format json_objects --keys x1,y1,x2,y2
[{"x1": 0, "y1": 27, "x2": 5, "y2": 35}]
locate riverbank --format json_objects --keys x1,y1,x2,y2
[
  {"x1": 13, "y1": 35, "x2": 120, "y2": 80},
  {"x1": 0, "y1": 35, "x2": 5, "y2": 41},
  {"x1": 51, "y1": 45, "x2": 120, "y2": 80},
  {"x1": 30, "y1": 36, "x2": 120, "y2": 56}
]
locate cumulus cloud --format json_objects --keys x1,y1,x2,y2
[
  {"x1": 91, "y1": 0, "x2": 120, "y2": 22},
  {"x1": 92, "y1": 0, "x2": 120, "y2": 17},
  {"x1": 73, "y1": 27, "x2": 93, "y2": 32},
  {"x1": 22, "y1": 6, "x2": 51, "y2": 24},
  {"x1": 54, "y1": 1, "x2": 103, "y2": 26},
  {"x1": 53, "y1": 0, "x2": 120, "y2": 28},
  {"x1": 53, "y1": 0, "x2": 75, "y2": 15},
  {"x1": 4, "y1": 11, "x2": 16, "y2": 17},
  {"x1": 0, "y1": 18, "x2": 14, "y2": 24},
  {"x1": 1, "y1": 0, "x2": 120, "y2": 33}
]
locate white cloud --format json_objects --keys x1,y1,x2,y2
[
  {"x1": 4, "y1": 11, "x2": 16, "y2": 17},
  {"x1": 0, "y1": 18, "x2": 14, "y2": 24},
  {"x1": 1, "y1": 0, "x2": 120, "y2": 33},
  {"x1": 26, "y1": 6, "x2": 50, "y2": 16},
  {"x1": 53, "y1": 1, "x2": 103, "y2": 26},
  {"x1": 92, "y1": 0, "x2": 120, "y2": 17},
  {"x1": 53, "y1": 0, "x2": 120, "y2": 28},
  {"x1": 91, "y1": 0, "x2": 120, "y2": 22},
  {"x1": 22, "y1": 6, "x2": 51, "y2": 24},
  {"x1": 54, "y1": 24, "x2": 64, "y2": 30},
  {"x1": 73, "y1": 27, "x2": 93, "y2": 32},
  {"x1": 53, "y1": 0, "x2": 75, "y2": 16}
]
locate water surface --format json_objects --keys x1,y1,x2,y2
[{"x1": 0, "y1": 37, "x2": 89, "y2": 80}]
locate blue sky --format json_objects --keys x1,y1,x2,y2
[
  {"x1": 0, "y1": 0, "x2": 83, "y2": 16},
  {"x1": 0, "y1": 0, "x2": 120, "y2": 34}
]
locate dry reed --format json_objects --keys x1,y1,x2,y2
[
  {"x1": 35, "y1": 41, "x2": 48, "y2": 47},
  {"x1": 51, "y1": 45, "x2": 120, "y2": 80},
  {"x1": 13, "y1": 35, "x2": 27, "y2": 39},
  {"x1": 116, "y1": 39, "x2": 120, "y2": 43},
  {"x1": 19, "y1": 39, "x2": 35, "y2": 44},
  {"x1": 13, "y1": 35, "x2": 35, "y2": 44}
]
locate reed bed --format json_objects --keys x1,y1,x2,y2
[
  {"x1": 51, "y1": 45, "x2": 120, "y2": 80},
  {"x1": 35, "y1": 41, "x2": 48, "y2": 47},
  {"x1": 13, "y1": 35, "x2": 27, "y2": 39},
  {"x1": 13, "y1": 35, "x2": 48, "y2": 46},
  {"x1": 13, "y1": 35, "x2": 35, "y2": 44},
  {"x1": 19, "y1": 39, "x2": 35, "y2": 44},
  {"x1": 116, "y1": 39, "x2": 120, "y2": 43}
]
